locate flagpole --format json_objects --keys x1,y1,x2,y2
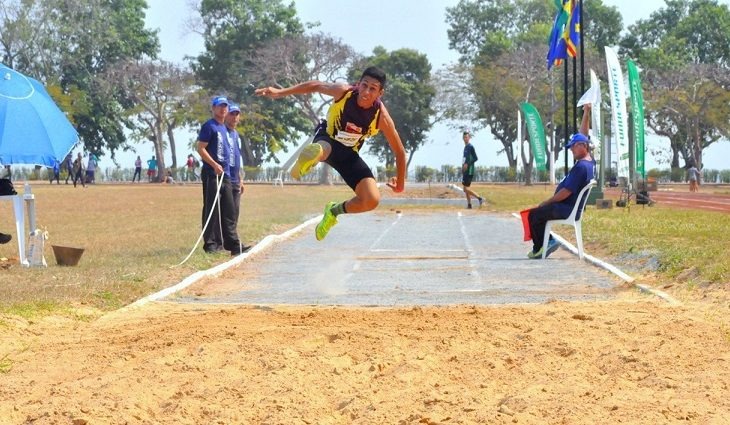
[
  {"x1": 564, "y1": 56, "x2": 569, "y2": 175},
  {"x1": 580, "y1": 0, "x2": 585, "y2": 95},
  {"x1": 580, "y1": 0, "x2": 603, "y2": 202},
  {"x1": 572, "y1": 56, "x2": 577, "y2": 140}
]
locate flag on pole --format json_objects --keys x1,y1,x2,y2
[
  {"x1": 627, "y1": 59, "x2": 645, "y2": 178},
  {"x1": 546, "y1": 0, "x2": 571, "y2": 70},
  {"x1": 565, "y1": 0, "x2": 581, "y2": 58}
]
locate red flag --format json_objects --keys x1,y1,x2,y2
[{"x1": 520, "y1": 209, "x2": 532, "y2": 241}]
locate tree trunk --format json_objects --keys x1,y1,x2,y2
[
  {"x1": 166, "y1": 125, "x2": 178, "y2": 178},
  {"x1": 153, "y1": 119, "x2": 165, "y2": 183},
  {"x1": 670, "y1": 147, "x2": 680, "y2": 169},
  {"x1": 241, "y1": 137, "x2": 255, "y2": 167},
  {"x1": 521, "y1": 139, "x2": 534, "y2": 186}
]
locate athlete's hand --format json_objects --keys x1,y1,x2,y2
[
  {"x1": 255, "y1": 86, "x2": 283, "y2": 99},
  {"x1": 386, "y1": 177, "x2": 404, "y2": 193}
]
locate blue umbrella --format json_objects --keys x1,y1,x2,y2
[{"x1": 0, "y1": 63, "x2": 78, "y2": 167}]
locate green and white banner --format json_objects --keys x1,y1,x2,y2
[
  {"x1": 605, "y1": 47, "x2": 630, "y2": 180},
  {"x1": 627, "y1": 59, "x2": 645, "y2": 178},
  {"x1": 519, "y1": 102, "x2": 547, "y2": 172}
]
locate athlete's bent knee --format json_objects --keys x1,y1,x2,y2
[{"x1": 361, "y1": 194, "x2": 380, "y2": 211}]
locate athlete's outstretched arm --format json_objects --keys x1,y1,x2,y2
[
  {"x1": 255, "y1": 81, "x2": 349, "y2": 99},
  {"x1": 379, "y1": 104, "x2": 406, "y2": 193}
]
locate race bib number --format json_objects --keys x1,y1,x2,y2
[{"x1": 334, "y1": 130, "x2": 361, "y2": 147}]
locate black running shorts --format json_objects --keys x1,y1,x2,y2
[
  {"x1": 314, "y1": 123, "x2": 374, "y2": 190},
  {"x1": 462, "y1": 173, "x2": 474, "y2": 187}
]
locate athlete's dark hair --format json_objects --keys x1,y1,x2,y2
[{"x1": 360, "y1": 66, "x2": 387, "y2": 89}]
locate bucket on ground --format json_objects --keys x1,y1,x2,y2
[{"x1": 51, "y1": 245, "x2": 84, "y2": 266}]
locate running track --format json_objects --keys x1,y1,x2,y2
[{"x1": 604, "y1": 188, "x2": 730, "y2": 214}]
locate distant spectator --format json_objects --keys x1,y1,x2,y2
[
  {"x1": 186, "y1": 153, "x2": 198, "y2": 182},
  {"x1": 86, "y1": 154, "x2": 97, "y2": 184},
  {"x1": 147, "y1": 155, "x2": 157, "y2": 182},
  {"x1": 49, "y1": 159, "x2": 60, "y2": 185},
  {"x1": 163, "y1": 169, "x2": 175, "y2": 184},
  {"x1": 72, "y1": 153, "x2": 86, "y2": 188},
  {"x1": 63, "y1": 153, "x2": 73, "y2": 184},
  {"x1": 688, "y1": 163, "x2": 701, "y2": 193},
  {"x1": 132, "y1": 156, "x2": 142, "y2": 183}
]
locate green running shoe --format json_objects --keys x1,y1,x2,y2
[
  {"x1": 527, "y1": 247, "x2": 544, "y2": 259},
  {"x1": 315, "y1": 201, "x2": 339, "y2": 241},
  {"x1": 290, "y1": 143, "x2": 322, "y2": 180}
]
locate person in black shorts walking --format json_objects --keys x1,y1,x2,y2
[{"x1": 461, "y1": 130, "x2": 484, "y2": 209}]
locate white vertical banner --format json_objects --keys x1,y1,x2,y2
[
  {"x1": 605, "y1": 46, "x2": 630, "y2": 180},
  {"x1": 590, "y1": 69, "x2": 602, "y2": 177}
]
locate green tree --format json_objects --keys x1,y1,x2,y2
[
  {"x1": 620, "y1": 0, "x2": 730, "y2": 171},
  {"x1": 352, "y1": 47, "x2": 435, "y2": 169},
  {"x1": 105, "y1": 60, "x2": 198, "y2": 181},
  {"x1": 193, "y1": 0, "x2": 308, "y2": 166},
  {"x1": 0, "y1": 0, "x2": 159, "y2": 160},
  {"x1": 445, "y1": 0, "x2": 623, "y2": 181}
]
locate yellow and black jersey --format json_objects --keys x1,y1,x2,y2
[{"x1": 324, "y1": 87, "x2": 382, "y2": 152}]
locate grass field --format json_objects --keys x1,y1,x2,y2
[{"x1": 0, "y1": 181, "x2": 727, "y2": 316}]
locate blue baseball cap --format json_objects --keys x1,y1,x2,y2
[
  {"x1": 211, "y1": 96, "x2": 229, "y2": 107},
  {"x1": 228, "y1": 103, "x2": 241, "y2": 114},
  {"x1": 565, "y1": 133, "x2": 590, "y2": 149}
]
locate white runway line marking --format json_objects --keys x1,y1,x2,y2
[
  {"x1": 457, "y1": 212, "x2": 482, "y2": 285},
  {"x1": 369, "y1": 248, "x2": 466, "y2": 253},
  {"x1": 345, "y1": 212, "x2": 404, "y2": 285}
]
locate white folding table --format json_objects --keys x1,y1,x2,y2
[{"x1": 0, "y1": 184, "x2": 36, "y2": 267}]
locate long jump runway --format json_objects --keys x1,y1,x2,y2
[{"x1": 168, "y1": 211, "x2": 620, "y2": 306}]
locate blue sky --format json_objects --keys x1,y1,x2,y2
[{"x1": 122, "y1": 0, "x2": 729, "y2": 172}]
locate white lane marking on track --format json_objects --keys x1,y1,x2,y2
[
  {"x1": 369, "y1": 248, "x2": 466, "y2": 253},
  {"x1": 345, "y1": 212, "x2": 404, "y2": 284},
  {"x1": 457, "y1": 212, "x2": 482, "y2": 285}
]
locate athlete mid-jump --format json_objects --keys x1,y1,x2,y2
[{"x1": 256, "y1": 66, "x2": 406, "y2": 240}]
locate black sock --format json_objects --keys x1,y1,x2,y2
[{"x1": 330, "y1": 201, "x2": 347, "y2": 216}]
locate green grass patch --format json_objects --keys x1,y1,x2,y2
[{"x1": 3, "y1": 301, "x2": 60, "y2": 319}]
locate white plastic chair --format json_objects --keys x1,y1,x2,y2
[
  {"x1": 542, "y1": 179, "x2": 596, "y2": 259},
  {"x1": 273, "y1": 170, "x2": 283, "y2": 187}
]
